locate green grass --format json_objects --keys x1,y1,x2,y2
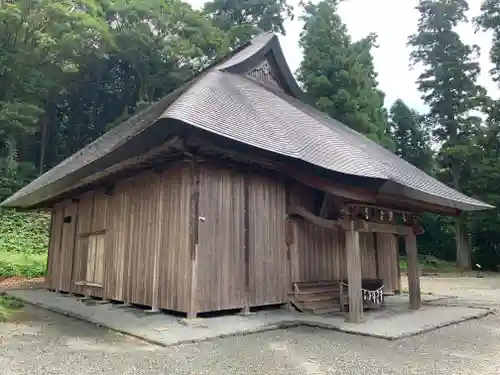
[
  {"x1": 399, "y1": 256, "x2": 460, "y2": 273},
  {"x1": 0, "y1": 251, "x2": 47, "y2": 278},
  {"x1": 0, "y1": 295, "x2": 25, "y2": 322},
  {"x1": 0, "y1": 209, "x2": 49, "y2": 278}
]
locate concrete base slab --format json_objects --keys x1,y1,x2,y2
[{"x1": 7, "y1": 289, "x2": 491, "y2": 346}]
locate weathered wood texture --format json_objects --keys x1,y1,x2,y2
[
  {"x1": 46, "y1": 205, "x2": 63, "y2": 290},
  {"x1": 405, "y1": 233, "x2": 421, "y2": 309},
  {"x1": 46, "y1": 200, "x2": 77, "y2": 292},
  {"x1": 71, "y1": 190, "x2": 108, "y2": 298},
  {"x1": 194, "y1": 165, "x2": 289, "y2": 312},
  {"x1": 288, "y1": 183, "x2": 399, "y2": 290},
  {"x1": 345, "y1": 222, "x2": 363, "y2": 323},
  {"x1": 44, "y1": 161, "x2": 403, "y2": 315},
  {"x1": 58, "y1": 200, "x2": 78, "y2": 292},
  {"x1": 196, "y1": 165, "x2": 246, "y2": 312},
  {"x1": 157, "y1": 163, "x2": 191, "y2": 312},
  {"x1": 377, "y1": 233, "x2": 401, "y2": 294},
  {"x1": 247, "y1": 173, "x2": 288, "y2": 306}
]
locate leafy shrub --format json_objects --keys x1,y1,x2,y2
[
  {"x1": 0, "y1": 208, "x2": 49, "y2": 278},
  {"x1": 0, "y1": 209, "x2": 50, "y2": 255},
  {"x1": 0, "y1": 295, "x2": 24, "y2": 322},
  {"x1": 0, "y1": 252, "x2": 47, "y2": 277}
]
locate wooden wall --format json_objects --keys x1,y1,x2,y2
[
  {"x1": 247, "y1": 173, "x2": 288, "y2": 306},
  {"x1": 46, "y1": 200, "x2": 77, "y2": 292},
  {"x1": 156, "y1": 163, "x2": 192, "y2": 312},
  {"x1": 196, "y1": 165, "x2": 245, "y2": 312},
  {"x1": 45, "y1": 159, "x2": 401, "y2": 314},
  {"x1": 46, "y1": 162, "x2": 192, "y2": 311},
  {"x1": 288, "y1": 182, "x2": 400, "y2": 292},
  {"x1": 195, "y1": 165, "x2": 288, "y2": 312},
  {"x1": 377, "y1": 233, "x2": 401, "y2": 293}
]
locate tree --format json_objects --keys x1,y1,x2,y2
[
  {"x1": 389, "y1": 99, "x2": 433, "y2": 173},
  {"x1": 472, "y1": 0, "x2": 500, "y2": 270},
  {"x1": 0, "y1": 0, "x2": 231, "y2": 201},
  {"x1": 0, "y1": 0, "x2": 110, "y2": 187},
  {"x1": 297, "y1": 0, "x2": 393, "y2": 148},
  {"x1": 203, "y1": 0, "x2": 294, "y2": 48},
  {"x1": 408, "y1": 0, "x2": 485, "y2": 268}
]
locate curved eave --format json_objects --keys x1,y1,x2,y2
[{"x1": 379, "y1": 180, "x2": 494, "y2": 212}]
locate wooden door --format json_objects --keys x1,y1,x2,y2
[{"x1": 247, "y1": 174, "x2": 288, "y2": 306}]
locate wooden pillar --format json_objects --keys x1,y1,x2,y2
[
  {"x1": 405, "y1": 232, "x2": 421, "y2": 309},
  {"x1": 345, "y1": 221, "x2": 363, "y2": 323}
]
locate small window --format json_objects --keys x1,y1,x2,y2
[
  {"x1": 63, "y1": 216, "x2": 72, "y2": 223},
  {"x1": 85, "y1": 233, "x2": 105, "y2": 286}
]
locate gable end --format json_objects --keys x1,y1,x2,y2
[{"x1": 246, "y1": 57, "x2": 283, "y2": 90}]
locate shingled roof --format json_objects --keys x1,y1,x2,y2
[{"x1": 1, "y1": 32, "x2": 493, "y2": 212}]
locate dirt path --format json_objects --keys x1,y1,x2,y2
[{"x1": 1, "y1": 303, "x2": 500, "y2": 375}]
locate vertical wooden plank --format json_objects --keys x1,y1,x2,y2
[
  {"x1": 196, "y1": 164, "x2": 245, "y2": 313},
  {"x1": 373, "y1": 233, "x2": 380, "y2": 279},
  {"x1": 151, "y1": 176, "x2": 162, "y2": 311},
  {"x1": 68, "y1": 200, "x2": 79, "y2": 291},
  {"x1": 188, "y1": 161, "x2": 200, "y2": 318},
  {"x1": 86, "y1": 235, "x2": 96, "y2": 282},
  {"x1": 248, "y1": 173, "x2": 287, "y2": 306},
  {"x1": 242, "y1": 173, "x2": 250, "y2": 313},
  {"x1": 45, "y1": 211, "x2": 56, "y2": 289},
  {"x1": 345, "y1": 221, "x2": 363, "y2": 323},
  {"x1": 405, "y1": 232, "x2": 421, "y2": 309},
  {"x1": 94, "y1": 234, "x2": 105, "y2": 285},
  {"x1": 53, "y1": 204, "x2": 65, "y2": 292}
]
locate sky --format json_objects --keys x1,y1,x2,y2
[{"x1": 190, "y1": 0, "x2": 499, "y2": 112}]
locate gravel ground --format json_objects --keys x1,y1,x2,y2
[{"x1": 1, "y1": 304, "x2": 500, "y2": 375}]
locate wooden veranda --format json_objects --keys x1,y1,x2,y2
[{"x1": 287, "y1": 200, "x2": 421, "y2": 323}]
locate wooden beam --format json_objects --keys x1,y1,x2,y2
[
  {"x1": 405, "y1": 232, "x2": 421, "y2": 309},
  {"x1": 288, "y1": 205, "x2": 338, "y2": 229},
  {"x1": 344, "y1": 220, "x2": 363, "y2": 323},
  {"x1": 289, "y1": 205, "x2": 413, "y2": 235},
  {"x1": 360, "y1": 221, "x2": 412, "y2": 236},
  {"x1": 293, "y1": 174, "x2": 377, "y2": 203},
  {"x1": 189, "y1": 137, "x2": 461, "y2": 216}
]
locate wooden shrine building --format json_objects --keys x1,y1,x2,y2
[{"x1": 2, "y1": 33, "x2": 492, "y2": 323}]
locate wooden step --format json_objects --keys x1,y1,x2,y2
[
  {"x1": 312, "y1": 306, "x2": 340, "y2": 315},
  {"x1": 303, "y1": 298, "x2": 340, "y2": 310},
  {"x1": 294, "y1": 280, "x2": 339, "y2": 286},
  {"x1": 293, "y1": 292, "x2": 339, "y2": 303},
  {"x1": 289, "y1": 280, "x2": 343, "y2": 316},
  {"x1": 293, "y1": 286, "x2": 340, "y2": 294}
]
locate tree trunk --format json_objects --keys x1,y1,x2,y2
[
  {"x1": 451, "y1": 152, "x2": 470, "y2": 269},
  {"x1": 39, "y1": 117, "x2": 47, "y2": 175},
  {"x1": 455, "y1": 217, "x2": 471, "y2": 269}
]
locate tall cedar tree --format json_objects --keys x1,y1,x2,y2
[
  {"x1": 297, "y1": 0, "x2": 393, "y2": 148},
  {"x1": 389, "y1": 99, "x2": 433, "y2": 173},
  {"x1": 389, "y1": 99, "x2": 456, "y2": 261},
  {"x1": 203, "y1": 0, "x2": 294, "y2": 48},
  {"x1": 470, "y1": 0, "x2": 500, "y2": 269},
  {"x1": 408, "y1": 0, "x2": 485, "y2": 269}
]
